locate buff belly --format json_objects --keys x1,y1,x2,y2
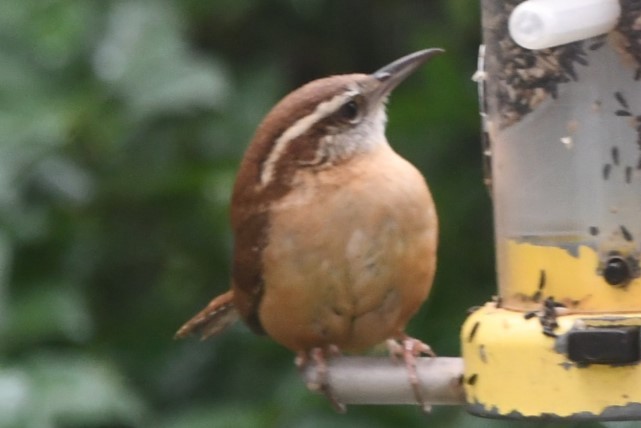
[{"x1": 257, "y1": 148, "x2": 437, "y2": 353}]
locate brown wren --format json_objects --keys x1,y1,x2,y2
[{"x1": 176, "y1": 49, "x2": 443, "y2": 412}]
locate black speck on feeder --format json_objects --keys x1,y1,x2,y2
[
  {"x1": 467, "y1": 374, "x2": 478, "y2": 386},
  {"x1": 621, "y1": 225, "x2": 634, "y2": 242},
  {"x1": 468, "y1": 321, "x2": 480, "y2": 342},
  {"x1": 615, "y1": 91, "x2": 629, "y2": 109},
  {"x1": 538, "y1": 270, "x2": 547, "y2": 290},
  {"x1": 588, "y1": 39, "x2": 606, "y2": 51},
  {"x1": 626, "y1": 166, "x2": 633, "y2": 183},
  {"x1": 612, "y1": 147, "x2": 620, "y2": 165}
]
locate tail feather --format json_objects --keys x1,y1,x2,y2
[{"x1": 175, "y1": 290, "x2": 239, "y2": 340}]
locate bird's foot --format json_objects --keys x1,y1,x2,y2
[
  {"x1": 296, "y1": 345, "x2": 345, "y2": 413},
  {"x1": 387, "y1": 335, "x2": 436, "y2": 412}
]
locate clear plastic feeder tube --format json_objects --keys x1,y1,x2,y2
[{"x1": 480, "y1": 0, "x2": 641, "y2": 311}]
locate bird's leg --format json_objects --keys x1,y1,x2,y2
[
  {"x1": 387, "y1": 335, "x2": 436, "y2": 412},
  {"x1": 295, "y1": 345, "x2": 345, "y2": 413}
]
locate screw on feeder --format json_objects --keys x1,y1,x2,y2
[{"x1": 603, "y1": 255, "x2": 631, "y2": 286}]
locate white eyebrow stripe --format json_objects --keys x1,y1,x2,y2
[{"x1": 259, "y1": 90, "x2": 357, "y2": 187}]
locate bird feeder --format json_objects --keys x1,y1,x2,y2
[
  {"x1": 463, "y1": 0, "x2": 641, "y2": 420},
  {"x1": 302, "y1": 0, "x2": 641, "y2": 419}
]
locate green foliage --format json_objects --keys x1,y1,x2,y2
[
  {"x1": 0, "y1": 0, "x2": 610, "y2": 427},
  {"x1": 0, "y1": 353, "x2": 145, "y2": 427}
]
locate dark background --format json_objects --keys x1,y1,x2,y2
[{"x1": 0, "y1": 0, "x2": 629, "y2": 427}]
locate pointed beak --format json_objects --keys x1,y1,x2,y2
[{"x1": 369, "y1": 48, "x2": 444, "y2": 103}]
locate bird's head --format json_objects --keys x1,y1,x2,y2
[{"x1": 234, "y1": 48, "x2": 444, "y2": 199}]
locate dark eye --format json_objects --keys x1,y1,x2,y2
[{"x1": 338, "y1": 99, "x2": 360, "y2": 122}]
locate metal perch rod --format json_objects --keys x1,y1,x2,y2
[{"x1": 303, "y1": 356, "x2": 466, "y2": 405}]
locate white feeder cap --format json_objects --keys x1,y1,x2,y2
[{"x1": 509, "y1": 0, "x2": 621, "y2": 50}]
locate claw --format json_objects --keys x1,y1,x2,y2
[
  {"x1": 296, "y1": 346, "x2": 346, "y2": 413},
  {"x1": 387, "y1": 335, "x2": 436, "y2": 412}
]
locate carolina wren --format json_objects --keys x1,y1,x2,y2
[{"x1": 176, "y1": 49, "x2": 442, "y2": 411}]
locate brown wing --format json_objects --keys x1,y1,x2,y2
[
  {"x1": 230, "y1": 209, "x2": 269, "y2": 335},
  {"x1": 228, "y1": 76, "x2": 362, "y2": 335},
  {"x1": 174, "y1": 290, "x2": 239, "y2": 339}
]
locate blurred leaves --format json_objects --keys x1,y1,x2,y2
[
  {"x1": 94, "y1": 1, "x2": 230, "y2": 118},
  {"x1": 7, "y1": 283, "x2": 92, "y2": 346},
  {"x1": 0, "y1": 0, "x2": 235, "y2": 425},
  {"x1": 157, "y1": 404, "x2": 265, "y2": 428},
  {"x1": 0, "y1": 354, "x2": 145, "y2": 427}
]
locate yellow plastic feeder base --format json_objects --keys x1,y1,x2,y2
[
  {"x1": 499, "y1": 239, "x2": 641, "y2": 313},
  {"x1": 461, "y1": 304, "x2": 641, "y2": 420}
]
